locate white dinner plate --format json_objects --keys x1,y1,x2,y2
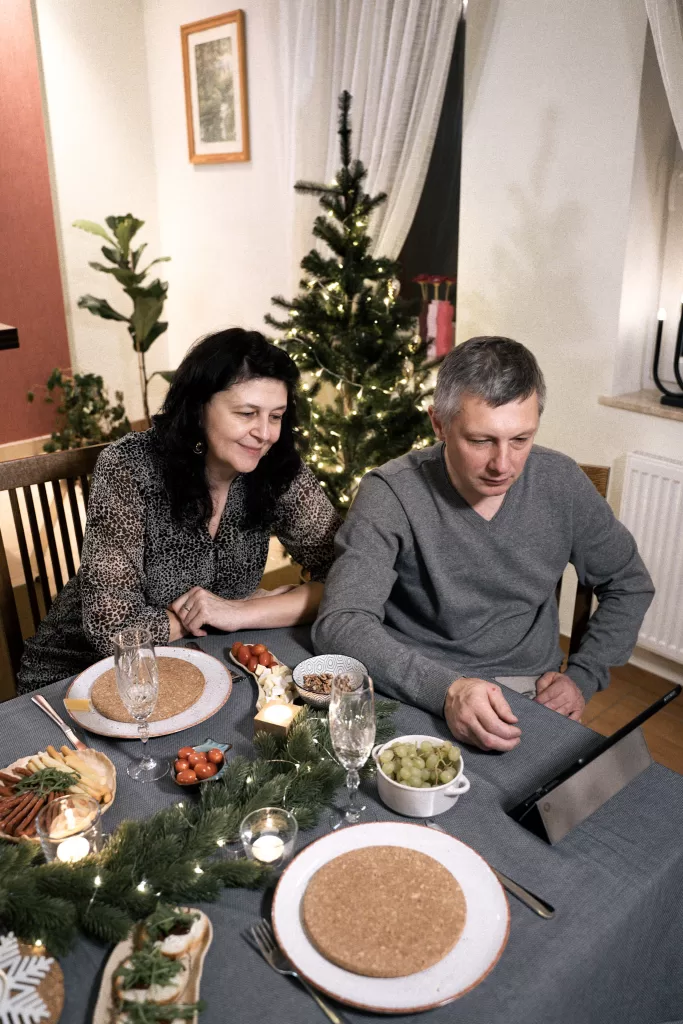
[
  {"x1": 272, "y1": 821, "x2": 509, "y2": 1015},
  {"x1": 65, "y1": 647, "x2": 232, "y2": 739}
]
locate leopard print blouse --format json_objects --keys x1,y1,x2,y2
[{"x1": 18, "y1": 430, "x2": 342, "y2": 692}]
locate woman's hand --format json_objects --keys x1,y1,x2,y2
[{"x1": 170, "y1": 587, "x2": 247, "y2": 637}]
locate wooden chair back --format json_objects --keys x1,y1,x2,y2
[
  {"x1": 558, "y1": 464, "x2": 611, "y2": 656},
  {"x1": 0, "y1": 444, "x2": 108, "y2": 689}
]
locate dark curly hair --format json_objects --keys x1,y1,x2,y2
[{"x1": 152, "y1": 328, "x2": 301, "y2": 529}]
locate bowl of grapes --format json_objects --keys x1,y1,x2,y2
[{"x1": 372, "y1": 734, "x2": 470, "y2": 817}]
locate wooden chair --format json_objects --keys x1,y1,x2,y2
[
  {"x1": 559, "y1": 464, "x2": 611, "y2": 656},
  {"x1": 0, "y1": 444, "x2": 108, "y2": 692}
]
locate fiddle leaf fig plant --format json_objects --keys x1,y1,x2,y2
[{"x1": 74, "y1": 214, "x2": 173, "y2": 424}]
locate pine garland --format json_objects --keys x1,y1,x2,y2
[{"x1": 0, "y1": 703, "x2": 396, "y2": 955}]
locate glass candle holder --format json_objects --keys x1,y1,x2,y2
[
  {"x1": 240, "y1": 807, "x2": 298, "y2": 870},
  {"x1": 36, "y1": 794, "x2": 102, "y2": 863}
]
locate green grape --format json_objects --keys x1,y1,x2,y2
[{"x1": 379, "y1": 740, "x2": 464, "y2": 789}]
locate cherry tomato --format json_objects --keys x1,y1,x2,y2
[
  {"x1": 237, "y1": 647, "x2": 251, "y2": 666},
  {"x1": 178, "y1": 746, "x2": 194, "y2": 760},
  {"x1": 175, "y1": 759, "x2": 189, "y2": 773},
  {"x1": 207, "y1": 748, "x2": 224, "y2": 765},
  {"x1": 251, "y1": 644, "x2": 267, "y2": 655},
  {"x1": 187, "y1": 751, "x2": 207, "y2": 768},
  {"x1": 195, "y1": 762, "x2": 218, "y2": 780},
  {"x1": 231, "y1": 641, "x2": 244, "y2": 657},
  {"x1": 176, "y1": 769, "x2": 198, "y2": 784},
  {"x1": 247, "y1": 655, "x2": 259, "y2": 673},
  {"x1": 257, "y1": 652, "x2": 273, "y2": 667}
]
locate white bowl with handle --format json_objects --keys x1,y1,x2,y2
[{"x1": 372, "y1": 734, "x2": 470, "y2": 817}]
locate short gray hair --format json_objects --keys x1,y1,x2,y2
[{"x1": 433, "y1": 336, "x2": 546, "y2": 423}]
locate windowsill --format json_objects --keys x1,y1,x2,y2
[{"x1": 599, "y1": 388, "x2": 683, "y2": 423}]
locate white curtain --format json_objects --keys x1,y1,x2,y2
[
  {"x1": 645, "y1": 0, "x2": 683, "y2": 147},
  {"x1": 268, "y1": 0, "x2": 461, "y2": 288}
]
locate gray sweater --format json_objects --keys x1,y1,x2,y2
[{"x1": 312, "y1": 443, "x2": 654, "y2": 714}]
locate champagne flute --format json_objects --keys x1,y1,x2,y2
[
  {"x1": 329, "y1": 675, "x2": 376, "y2": 824},
  {"x1": 113, "y1": 626, "x2": 168, "y2": 782}
]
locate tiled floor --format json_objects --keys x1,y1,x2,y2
[{"x1": 581, "y1": 660, "x2": 683, "y2": 775}]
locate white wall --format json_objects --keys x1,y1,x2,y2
[
  {"x1": 35, "y1": 0, "x2": 166, "y2": 423},
  {"x1": 141, "y1": 0, "x2": 292, "y2": 368},
  {"x1": 458, "y1": 0, "x2": 683, "y2": 681}
]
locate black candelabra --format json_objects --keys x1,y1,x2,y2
[{"x1": 652, "y1": 299, "x2": 683, "y2": 408}]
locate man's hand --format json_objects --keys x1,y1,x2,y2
[
  {"x1": 170, "y1": 587, "x2": 247, "y2": 637},
  {"x1": 444, "y1": 678, "x2": 522, "y2": 752},
  {"x1": 534, "y1": 672, "x2": 585, "y2": 720}
]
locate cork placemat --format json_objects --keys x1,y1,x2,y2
[
  {"x1": 302, "y1": 846, "x2": 467, "y2": 978},
  {"x1": 91, "y1": 657, "x2": 205, "y2": 723}
]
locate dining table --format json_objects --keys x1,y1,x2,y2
[{"x1": 4, "y1": 626, "x2": 683, "y2": 1024}]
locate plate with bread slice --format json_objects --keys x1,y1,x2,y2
[{"x1": 93, "y1": 904, "x2": 212, "y2": 1024}]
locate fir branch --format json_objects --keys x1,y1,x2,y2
[{"x1": 0, "y1": 702, "x2": 397, "y2": 955}]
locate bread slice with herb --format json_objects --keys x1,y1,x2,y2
[
  {"x1": 139, "y1": 905, "x2": 208, "y2": 960},
  {"x1": 114, "y1": 945, "x2": 189, "y2": 1005},
  {"x1": 115, "y1": 1000, "x2": 203, "y2": 1024}
]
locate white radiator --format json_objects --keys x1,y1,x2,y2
[{"x1": 619, "y1": 451, "x2": 683, "y2": 664}]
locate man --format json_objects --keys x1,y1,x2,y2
[{"x1": 312, "y1": 337, "x2": 654, "y2": 751}]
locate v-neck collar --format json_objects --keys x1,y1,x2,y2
[
  {"x1": 206, "y1": 474, "x2": 245, "y2": 543},
  {"x1": 437, "y1": 443, "x2": 513, "y2": 526}
]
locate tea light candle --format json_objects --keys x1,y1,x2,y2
[
  {"x1": 254, "y1": 701, "x2": 303, "y2": 737},
  {"x1": 55, "y1": 835, "x2": 91, "y2": 863},
  {"x1": 251, "y1": 834, "x2": 285, "y2": 864}
]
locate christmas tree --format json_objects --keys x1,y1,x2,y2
[{"x1": 266, "y1": 91, "x2": 433, "y2": 510}]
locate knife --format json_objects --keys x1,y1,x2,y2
[
  {"x1": 31, "y1": 694, "x2": 89, "y2": 751},
  {"x1": 425, "y1": 820, "x2": 555, "y2": 918}
]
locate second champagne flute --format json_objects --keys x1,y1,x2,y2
[
  {"x1": 329, "y1": 675, "x2": 376, "y2": 824},
  {"x1": 113, "y1": 626, "x2": 168, "y2": 782}
]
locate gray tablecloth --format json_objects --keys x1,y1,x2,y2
[{"x1": 3, "y1": 628, "x2": 683, "y2": 1024}]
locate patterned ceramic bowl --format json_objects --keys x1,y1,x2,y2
[{"x1": 292, "y1": 654, "x2": 368, "y2": 708}]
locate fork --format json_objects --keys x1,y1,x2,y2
[{"x1": 248, "y1": 919, "x2": 350, "y2": 1024}]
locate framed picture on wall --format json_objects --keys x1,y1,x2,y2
[{"x1": 181, "y1": 10, "x2": 250, "y2": 164}]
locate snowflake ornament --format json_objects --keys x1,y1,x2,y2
[{"x1": 0, "y1": 933, "x2": 53, "y2": 1024}]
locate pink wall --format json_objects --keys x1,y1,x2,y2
[{"x1": 0, "y1": 0, "x2": 70, "y2": 444}]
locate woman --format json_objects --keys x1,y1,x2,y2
[{"x1": 18, "y1": 329, "x2": 342, "y2": 692}]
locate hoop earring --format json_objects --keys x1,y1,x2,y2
[{"x1": 193, "y1": 441, "x2": 205, "y2": 455}]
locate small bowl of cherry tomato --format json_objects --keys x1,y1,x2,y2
[{"x1": 172, "y1": 739, "x2": 231, "y2": 788}]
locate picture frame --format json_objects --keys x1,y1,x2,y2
[{"x1": 181, "y1": 10, "x2": 250, "y2": 164}]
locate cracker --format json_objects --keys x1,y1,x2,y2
[
  {"x1": 302, "y1": 845, "x2": 466, "y2": 977},
  {"x1": 91, "y1": 657, "x2": 205, "y2": 722}
]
